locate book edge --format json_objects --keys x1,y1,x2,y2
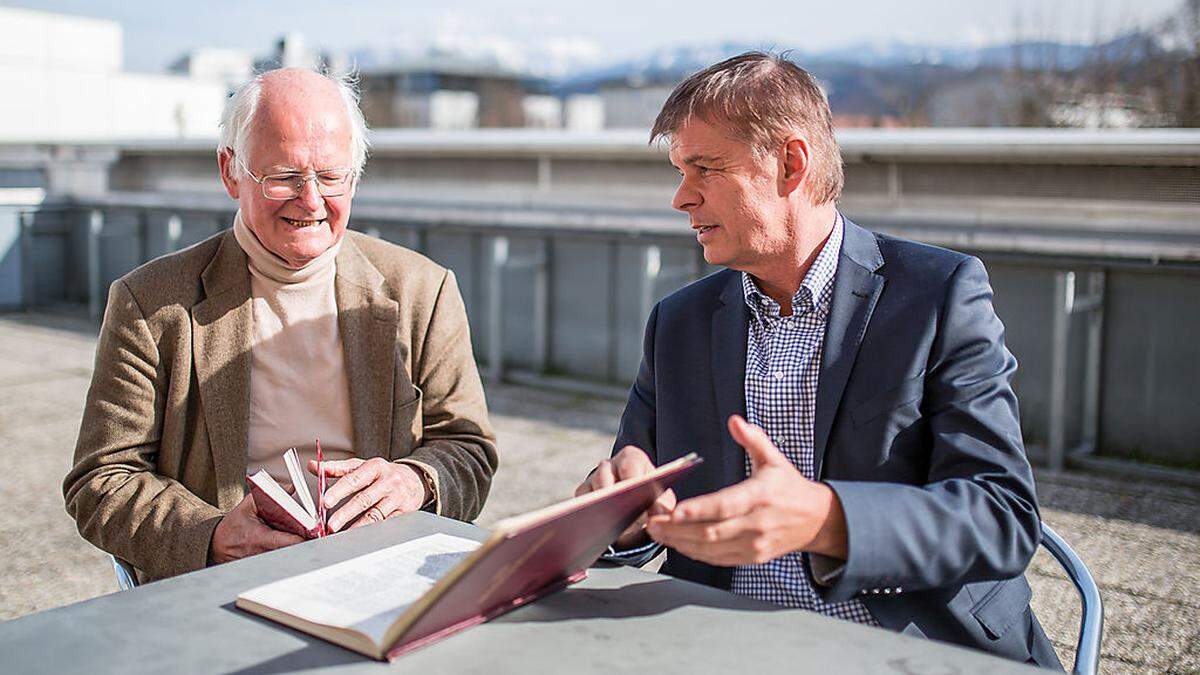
[
  {"x1": 235, "y1": 595, "x2": 385, "y2": 661},
  {"x1": 247, "y1": 469, "x2": 316, "y2": 532},
  {"x1": 493, "y1": 453, "x2": 700, "y2": 533}
]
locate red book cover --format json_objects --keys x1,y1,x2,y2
[
  {"x1": 385, "y1": 452, "x2": 702, "y2": 659},
  {"x1": 247, "y1": 476, "x2": 322, "y2": 539}
]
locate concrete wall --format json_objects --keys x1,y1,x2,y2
[{"x1": 6, "y1": 130, "x2": 1200, "y2": 467}]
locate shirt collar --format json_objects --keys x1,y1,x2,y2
[{"x1": 742, "y1": 213, "x2": 843, "y2": 320}]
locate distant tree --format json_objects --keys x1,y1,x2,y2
[{"x1": 1155, "y1": 0, "x2": 1200, "y2": 126}]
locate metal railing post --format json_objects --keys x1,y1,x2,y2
[
  {"x1": 487, "y1": 236, "x2": 508, "y2": 381},
  {"x1": 19, "y1": 211, "x2": 35, "y2": 310},
  {"x1": 640, "y1": 245, "x2": 661, "y2": 324},
  {"x1": 1079, "y1": 271, "x2": 1106, "y2": 456},
  {"x1": 87, "y1": 209, "x2": 104, "y2": 322},
  {"x1": 166, "y1": 213, "x2": 182, "y2": 252},
  {"x1": 532, "y1": 237, "x2": 549, "y2": 373},
  {"x1": 138, "y1": 209, "x2": 151, "y2": 264},
  {"x1": 1047, "y1": 271, "x2": 1073, "y2": 471}
]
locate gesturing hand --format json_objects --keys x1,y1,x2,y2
[
  {"x1": 646, "y1": 415, "x2": 848, "y2": 566},
  {"x1": 209, "y1": 492, "x2": 305, "y2": 564},
  {"x1": 310, "y1": 458, "x2": 431, "y2": 533},
  {"x1": 574, "y1": 445, "x2": 677, "y2": 549}
]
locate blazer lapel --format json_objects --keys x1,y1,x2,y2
[
  {"x1": 334, "y1": 236, "x2": 399, "y2": 461},
  {"x1": 709, "y1": 271, "x2": 750, "y2": 490},
  {"x1": 813, "y1": 218, "x2": 885, "y2": 478},
  {"x1": 191, "y1": 231, "x2": 253, "y2": 510}
]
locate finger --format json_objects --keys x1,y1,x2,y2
[
  {"x1": 322, "y1": 459, "x2": 384, "y2": 507},
  {"x1": 328, "y1": 479, "x2": 391, "y2": 532},
  {"x1": 658, "y1": 534, "x2": 761, "y2": 567},
  {"x1": 728, "y1": 415, "x2": 787, "y2": 472},
  {"x1": 249, "y1": 518, "x2": 306, "y2": 551},
  {"x1": 347, "y1": 503, "x2": 388, "y2": 530},
  {"x1": 591, "y1": 459, "x2": 616, "y2": 491},
  {"x1": 574, "y1": 478, "x2": 592, "y2": 498},
  {"x1": 646, "y1": 515, "x2": 719, "y2": 547},
  {"x1": 611, "y1": 446, "x2": 655, "y2": 480},
  {"x1": 670, "y1": 480, "x2": 761, "y2": 522},
  {"x1": 648, "y1": 488, "x2": 677, "y2": 517},
  {"x1": 308, "y1": 457, "x2": 364, "y2": 477}
]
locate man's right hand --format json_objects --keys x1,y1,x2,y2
[
  {"x1": 208, "y1": 493, "x2": 305, "y2": 565},
  {"x1": 574, "y1": 445, "x2": 676, "y2": 550}
]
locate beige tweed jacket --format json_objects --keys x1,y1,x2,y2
[{"x1": 63, "y1": 229, "x2": 498, "y2": 583}]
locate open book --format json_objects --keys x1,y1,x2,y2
[
  {"x1": 246, "y1": 444, "x2": 328, "y2": 539},
  {"x1": 236, "y1": 452, "x2": 701, "y2": 660}
]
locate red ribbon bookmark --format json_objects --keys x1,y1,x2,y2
[{"x1": 316, "y1": 438, "x2": 327, "y2": 537}]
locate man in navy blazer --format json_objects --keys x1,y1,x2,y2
[{"x1": 575, "y1": 53, "x2": 1061, "y2": 669}]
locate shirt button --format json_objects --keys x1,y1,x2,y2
[{"x1": 774, "y1": 371, "x2": 784, "y2": 380}]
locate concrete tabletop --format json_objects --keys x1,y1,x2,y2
[{"x1": 0, "y1": 512, "x2": 1037, "y2": 674}]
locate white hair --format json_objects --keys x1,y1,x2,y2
[{"x1": 218, "y1": 68, "x2": 370, "y2": 176}]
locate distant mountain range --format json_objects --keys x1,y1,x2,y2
[{"x1": 558, "y1": 33, "x2": 1167, "y2": 91}]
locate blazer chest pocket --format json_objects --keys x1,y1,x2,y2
[
  {"x1": 972, "y1": 576, "x2": 1032, "y2": 640},
  {"x1": 849, "y1": 373, "x2": 924, "y2": 429},
  {"x1": 390, "y1": 386, "x2": 423, "y2": 459}
]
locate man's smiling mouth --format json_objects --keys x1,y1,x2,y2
[{"x1": 283, "y1": 217, "x2": 326, "y2": 228}]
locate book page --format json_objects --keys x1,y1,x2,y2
[
  {"x1": 238, "y1": 533, "x2": 480, "y2": 644},
  {"x1": 283, "y1": 448, "x2": 316, "y2": 518}
]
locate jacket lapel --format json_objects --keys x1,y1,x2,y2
[
  {"x1": 334, "y1": 236, "x2": 399, "y2": 461},
  {"x1": 709, "y1": 271, "x2": 750, "y2": 489},
  {"x1": 813, "y1": 218, "x2": 885, "y2": 478},
  {"x1": 191, "y1": 231, "x2": 253, "y2": 510}
]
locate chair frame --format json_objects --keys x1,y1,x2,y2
[
  {"x1": 111, "y1": 555, "x2": 138, "y2": 591},
  {"x1": 1040, "y1": 523, "x2": 1104, "y2": 675}
]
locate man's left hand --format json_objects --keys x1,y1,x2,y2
[
  {"x1": 646, "y1": 415, "x2": 848, "y2": 566},
  {"x1": 309, "y1": 458, "x2": 431, "y2": 532}
]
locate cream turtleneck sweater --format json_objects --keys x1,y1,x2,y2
[{"x1": 234, "y1": 212, "x2": 355, "y2": 499}]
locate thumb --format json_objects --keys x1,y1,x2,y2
[
  {"x1": 727, "y1": 415, "x2": 786, "y2": 473},
  {"x1": 309, "y1": 458, "x2": 363, "y2": 477}
]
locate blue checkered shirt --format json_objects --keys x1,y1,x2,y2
[{"x1": 730, "y1": 216, "x2": 879, "y2": 625}]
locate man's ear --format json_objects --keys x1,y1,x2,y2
[
  {"x1": 778, "y1": 136, "x2": 810, "y2": 197},
  {"x1": 217, "y1": 148, "x2": 240, "y2": 200}
]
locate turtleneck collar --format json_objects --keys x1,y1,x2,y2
[{"x1": 233, "y1": 211, "x2": 342, "y2": 285}]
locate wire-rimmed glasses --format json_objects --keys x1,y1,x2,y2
[{"x1": 235, "y1": 155, "x2": 355, "y2": 201}]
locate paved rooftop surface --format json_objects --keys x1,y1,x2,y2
[{"x1": 0, "y1": 311, "x2": 1196, "y2": 673}]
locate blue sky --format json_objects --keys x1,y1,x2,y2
[{"x1": 3, "y1": 0, "x2": 1186, "y2": 73}]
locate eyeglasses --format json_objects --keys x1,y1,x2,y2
[{"x1": 235, "y1": 155, "x2": 356, "y2": 201}]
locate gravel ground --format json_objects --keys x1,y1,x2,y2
[{"x1": 1, "y1": 311, "x2": 1196, "y2": 673}]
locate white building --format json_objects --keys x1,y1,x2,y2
[
  {"x1": 598, "y1": 83, "x2": 675, "y2": 130},
  {"x1": 0, "y1": 6, "x2": 227, "y2": 141},
  {"x1": 169, "y1": 47, "x2": 254, "y2": 93}
]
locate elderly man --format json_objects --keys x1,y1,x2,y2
[
  {"x1": 576, "y1": 53, "x2": 1061, "y2": 668},
  {"x1": 64, "y1": 68, "x2": 496, "y2": 583}
]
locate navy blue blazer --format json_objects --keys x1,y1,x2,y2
[{"x1": 612, "y1": 217, "x2": 1061, "y2": 668}]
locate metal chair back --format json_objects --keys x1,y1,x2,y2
[
  {"x1": 1040, "y1": 523, "x2": 1103, "y2": 675},
  {"x1": 111, "y1": 555, "x2": 139, "y2": 591}
]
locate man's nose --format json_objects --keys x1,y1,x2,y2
[
  {"x1": 295, "y1": 178, "x2": 324, "y2": 211},
  {"x1": 671, "y1": 177, "x2": 701, "y2": 212}
]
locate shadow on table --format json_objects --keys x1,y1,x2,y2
[
  {"x1": 216, "y1": 602, "x2": 364, "y2": 674},
  {"x1": 499, "y1": 578, "x2": 786, "y2": 623}
]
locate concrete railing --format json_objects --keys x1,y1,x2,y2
[{"x1": 3, "y1": 129, "x2": 1199, "y2": 478}]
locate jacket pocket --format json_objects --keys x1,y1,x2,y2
[
  {"x1": 971, "y1": 576, "x2": 1032, "y2": 640},
  {"x1": 850, "y1": 372, "x2": 925, "y2": 429},
  {"x1": 389, "y1": 386, "x2": 423, "y2": 459}
]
